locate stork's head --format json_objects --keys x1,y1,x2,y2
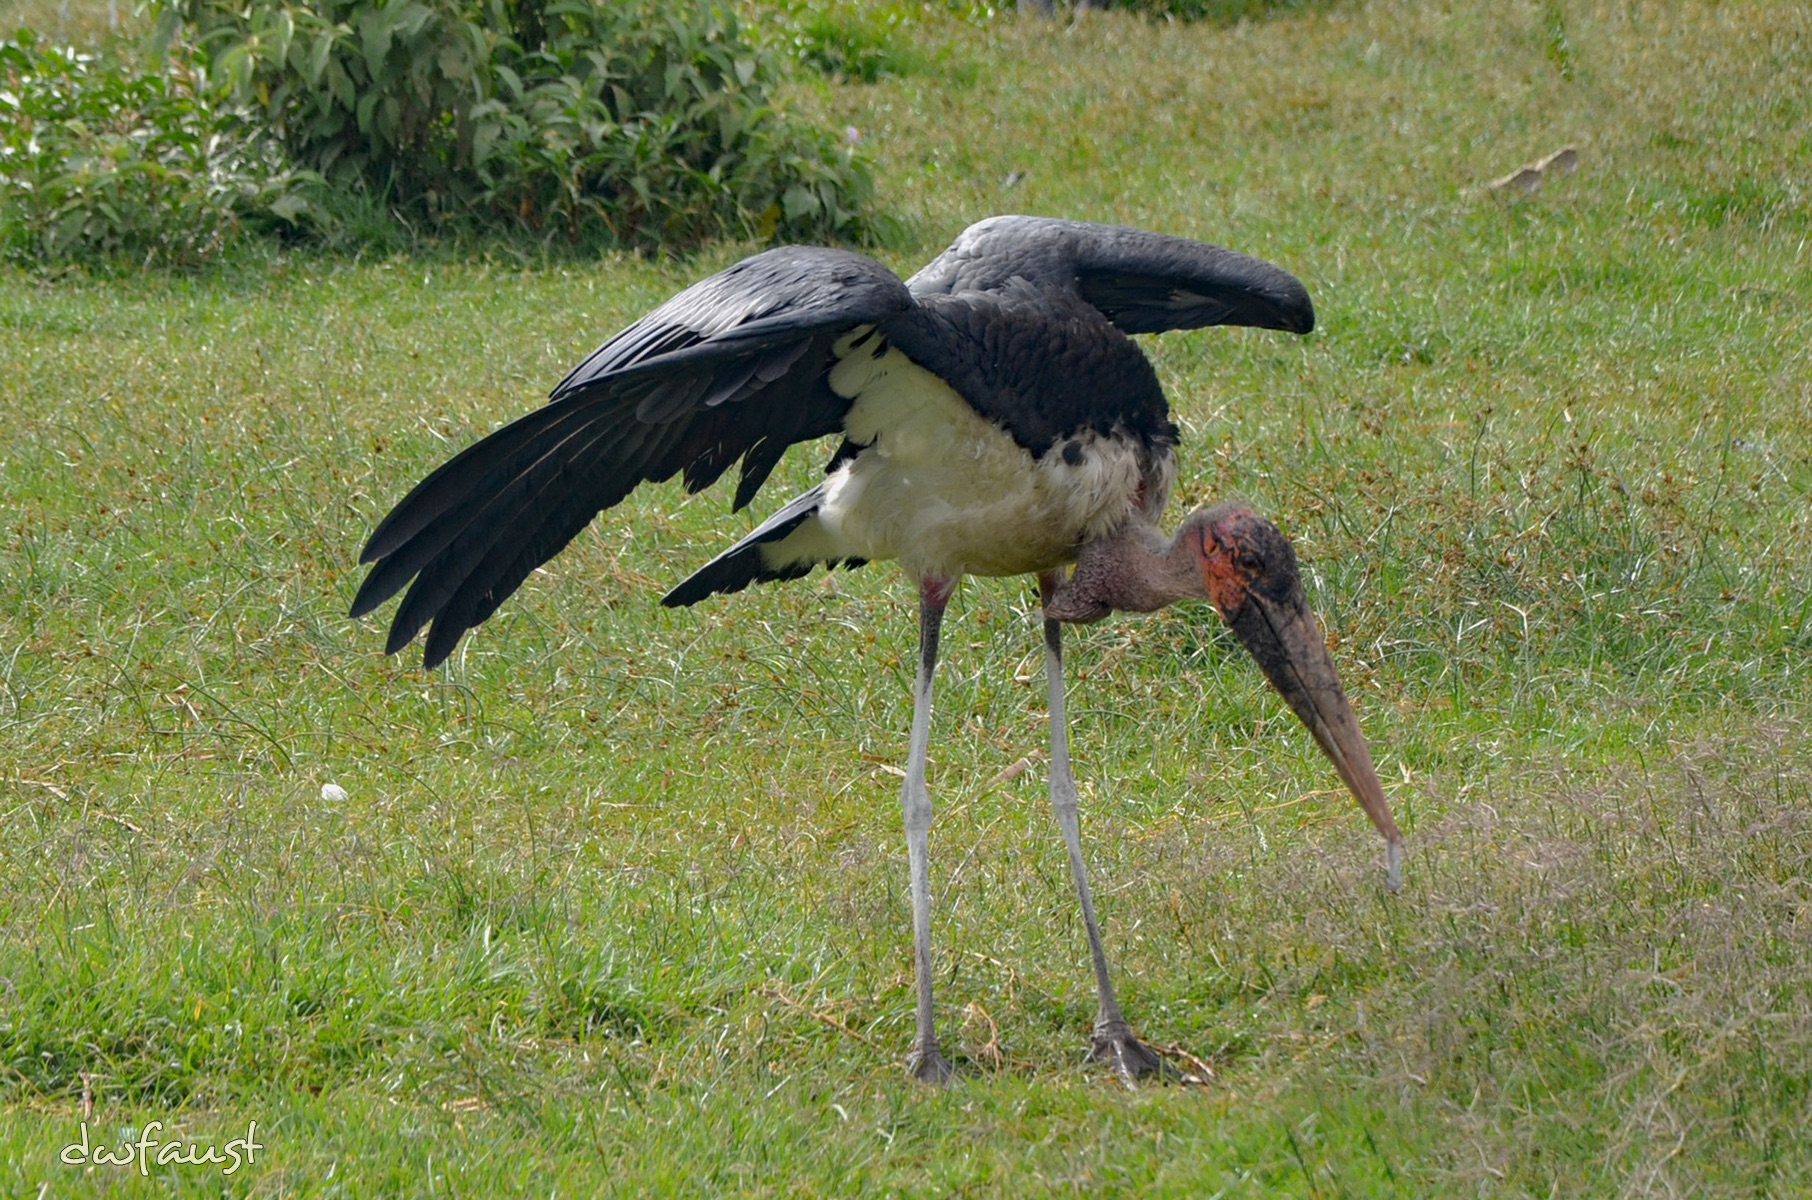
[{"x1": 1186, "y1": 503, "x2": 1404, "y2": 889}]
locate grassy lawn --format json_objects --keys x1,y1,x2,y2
[{"x1": 4, "y1": 0, "x2": 1811, "y2": 1194}]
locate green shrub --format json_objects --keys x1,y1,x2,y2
[
  {"x1": 764, "y1": 1, "x2": 921, "y2": 84},
  {"x1": 156, "y1": 0, "x2": 876, "y2": 248},
  {"x1": 0, "y1": 30, "x2": 324, "y2": 267}
]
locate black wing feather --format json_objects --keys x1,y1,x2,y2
[
  {"x1": 396, "y1": 405, "x2": 669, "y2": 664},
  {"x1": 660, "y1": 484, "x2": 831, "y2": 608},
  {"x1": 419, "y1": 418, "x2": 694, "y2": 668},
  {"x1": 907, "y1": 215, "x2": 1315, "y2": 335},
  {"x1": 355, "y1": 246, "x2": 913, "y2": 664},
  {"x1": 350, "y1": 395, "x2": 627, "y2": 615}
]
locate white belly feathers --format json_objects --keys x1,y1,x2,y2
[{"x1": 759, "y1": 329, "x2": 1165, "y2": 582}]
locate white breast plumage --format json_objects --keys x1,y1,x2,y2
[{"x1": 758, "y1": 334, "x2": 1162, "y2": 581}]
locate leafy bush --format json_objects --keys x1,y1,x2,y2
[
  {"x1": 156, "y1": 0, "x2": 876, "y2": 248},
  {"x1": 764, "y1": 1, "x2": 921, "y2": 84},
  {"x1": 0, "y1": 30, "x2": 323, "y2": 267}
]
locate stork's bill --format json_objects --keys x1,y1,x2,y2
[{"x1": 1196, "y1": 505, "x2": 1405, "y2": 890}]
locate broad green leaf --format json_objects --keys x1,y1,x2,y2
[
  {"x1": 325, "y1": 57, "x2": 354, "y2": 111},
  {"x1": 306, "y1": 33, "x2": 332, "y2": 87},
  {"x1": 269, "y1": 190, "x2": 307, "y2": 221},
  {"x1": 359, "y1": 7, "x2": 392, "y2": 81},
  {"x1": 355, "y1": 86, "x2": 379, "y2": 135},
  {"x1": 781, "y1": 182, "x2": 815, "y2": 221}
]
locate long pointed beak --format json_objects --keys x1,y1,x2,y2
[{"x1": 1224, "y1": 589, "x2": 1404, "y2": 890}]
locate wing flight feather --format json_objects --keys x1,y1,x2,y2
[{"x1": 354, "y1": 246, "x2": 913, "y2": 665}]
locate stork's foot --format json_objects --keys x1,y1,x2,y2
[
  {"x1": 1089, "y1": 1018, "x2": 1175, "y2": 1085},
  {"x1": 906, "y1": 1041, "x2": 956, "y2": 1086}
]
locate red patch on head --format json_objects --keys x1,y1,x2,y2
[
  {"x1": 1188, "y1": 536, "x2": 1246, "y2": 619},
  {"x1": 1196, "y1": 507, "x2": 1264, "y2": 616},
  {"x1": 1199, "y1": 544, "x2": 1251, "y2": 616}
]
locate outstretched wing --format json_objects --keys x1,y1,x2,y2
[
  {"x1": 351, "y1": 246, "x2": 914, "y2": 668},
  {"x1": 906, "y1": 215, "x2": 1315, "y2": 336}
]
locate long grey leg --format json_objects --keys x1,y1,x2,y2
[
  {"x1": 904, "y1": 575, "x2": 956, "y2": 1084},
  {"x1": 1039, "y1": 571, "x2": 1168, "y2": 1083}
]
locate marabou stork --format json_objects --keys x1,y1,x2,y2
[{"x1": 351, "y1": 216, "x2": 1404, "y2": 1084}]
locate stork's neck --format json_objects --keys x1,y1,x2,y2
[{"x1": 1044, "y1": 517, "x2": 1208, "y2": 623}]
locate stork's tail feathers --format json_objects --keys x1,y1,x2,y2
[{"x1": 662, "y1": 485, "x2": 865, "y2": 607}]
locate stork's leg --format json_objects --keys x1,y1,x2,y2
[
  {"x1": 1038, "y1": 571, "x2": 1170, "y2": 1083},
  {"x1": 903, "y1": 575, "x2": 957, "y2": 1084}
]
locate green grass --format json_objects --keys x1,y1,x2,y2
[
  {"x1": 4, "y1": 0, "x2": 1811, "y2": 1194},
  {"x1": 0, "y1": 0, "x2": 130, "y2": 42}
]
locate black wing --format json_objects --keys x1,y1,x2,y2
[
  {"x1": 351, "y1": 246, "x2": 913, "y2": 668},
  {"x1": 906, "y1": 215, "x2": 1315, "y2": 336}
]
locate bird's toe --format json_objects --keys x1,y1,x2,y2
[
  {"x1": 1089, "y1": 1018, "x2": 1176, "y2": 1086},
  {"x1": 905, "y1": 1042, "x2": 957, "y2": 1086}
]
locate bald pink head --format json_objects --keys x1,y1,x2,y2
[{"x1": 1187, "y1": 503, "x2": 1301, "y2": 620}]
